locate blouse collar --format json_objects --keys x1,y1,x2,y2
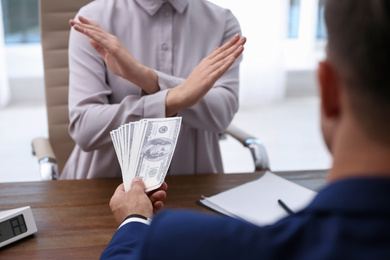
[{"x1": 135, "y1": 0, "x2": 189, "y2": 16}]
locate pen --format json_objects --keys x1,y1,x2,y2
[{"x1": 277, "y1": 199, "x2": 295, "y2": 215}]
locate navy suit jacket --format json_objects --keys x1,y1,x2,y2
[{"x1": 101, "y1": 178, "x2": 390, "y2": 259}]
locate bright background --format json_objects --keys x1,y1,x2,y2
[{"x1": 0, "y1": 0, "x2": 331, "y2": 182}]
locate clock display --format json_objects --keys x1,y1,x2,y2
[{"x1": 0, "y1": 214, "x2": 27, "y2": 243}]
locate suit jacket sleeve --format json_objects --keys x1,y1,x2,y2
[
  {"x1": 100, "y1": 222, "x2": 149, "y2": 260},
  {"x1": 100, "y1": 210, "x2": 267, "y2": 260}
]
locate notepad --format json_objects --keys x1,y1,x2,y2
[{"x1": 198, "y1": 171, "x2": 317, "y2": 226}]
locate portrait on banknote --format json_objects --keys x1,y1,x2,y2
[{"x1": 141, "y1": 137, "x2": 173, "y2": 161}]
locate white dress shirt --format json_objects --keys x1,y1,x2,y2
[{"x1": 61, "y1": 0, "x2": 242, "y2": 179}]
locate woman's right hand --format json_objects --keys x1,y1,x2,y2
[
  {"x1": 165, "y1": 34, "x2": 246, "y2": 116},
  {"x1": 70, "y1": 16, "x2": 159, "y2": 94}
]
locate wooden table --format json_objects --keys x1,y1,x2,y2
[{"x1": 0, "y1": 170, "x2": 327, "y2": 259}]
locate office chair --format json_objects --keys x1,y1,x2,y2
[{"x1": 31, "y1": 0, "x2": 270, "y2": 180}]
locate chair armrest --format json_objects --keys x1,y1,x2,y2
[
  {"x1": 31, "y1": 137, "x2": 58, "y2": 180},
  {"x1": 224, "y1": 124, "x2": 270, "y2": 171}
]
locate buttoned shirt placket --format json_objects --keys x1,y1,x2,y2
[{"x1": 158, "y1": 2, "x2": 174, "y2": 75}]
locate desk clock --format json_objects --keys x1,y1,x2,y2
[{"x1": 0, "y1": 206, "x2": 37, "y2": 248}]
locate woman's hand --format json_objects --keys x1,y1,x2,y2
[
  {"x1": 166, "y1": 34, "x2": 246, "y2": 116},
  {"x1": 70, "y1": 16, "x2": 159, "y2": 94}
]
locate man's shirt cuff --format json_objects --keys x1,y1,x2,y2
[{"x1": 118, "y1": 215, "x2": 151, "y2": 229}]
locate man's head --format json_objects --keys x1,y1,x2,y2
[{"x1": 319, "y1": 0, "x2": 390, "y2": 150}]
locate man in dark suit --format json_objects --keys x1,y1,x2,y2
[{"x1": 101, "y1": 0, "x2": 390, "y2": 259}]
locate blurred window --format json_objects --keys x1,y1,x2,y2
[
  {"x1": 316, "y1": 0, "x2": 326, "y2": 40},
  {"x1": 288, "y1": 0, "x2": 301, "y2": 39},
  {"x1": 287, "y1": 0, "x2": 326, "y2": 40},
  {"x1": 1, "y1": 0, "x2": 40, "y2": 44}
]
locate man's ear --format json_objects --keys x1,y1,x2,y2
[{"x1": 318, "y1": 60, "x2": 341, "y2": 119}]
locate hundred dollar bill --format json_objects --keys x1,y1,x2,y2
[
  {"x1": 110, "y1": 117, "x2": 182, "y2": 193},
  {"x1": 134, "y1": 117, "x2": 182, "y2": 192}
]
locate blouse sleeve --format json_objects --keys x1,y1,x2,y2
[
  {"x1": 68, "y1": 8, "x2": 168, "y2": 152},
  {"x1": 154, "y1": 10, "x2": 242, "y2": 133}
]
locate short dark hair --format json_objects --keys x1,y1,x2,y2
[{"x1": 325, "y1": 0, "x2": 390, "y2": 144}]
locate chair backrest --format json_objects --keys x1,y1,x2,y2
[{"x1": 39, "y1": 0, "x2": 92, "y2": 173}]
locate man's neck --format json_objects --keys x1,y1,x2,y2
[{"x1": 328, "y1": 118, "x2": 390, "y2": 183}]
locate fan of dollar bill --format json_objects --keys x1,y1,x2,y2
[{"x1": 110, "y1": 117, "x2": 182, "y2": 193}]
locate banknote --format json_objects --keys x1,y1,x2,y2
[{"x1": 110, "y1": 117, "x2": 182, "y2": 192}]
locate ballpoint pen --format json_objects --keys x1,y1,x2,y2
[{"x1": 278, "y1": 199, "x2": 295, "y2": 215}]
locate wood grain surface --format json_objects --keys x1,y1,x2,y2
[{"x1": 0, "y1": 170, "x2": 327, "y2": 259}]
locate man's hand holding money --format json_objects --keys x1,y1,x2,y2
[{"x1": 109, "y1": 177, "x2": 168, "y2": 224}]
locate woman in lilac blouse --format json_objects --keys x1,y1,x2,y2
[{"x1": 62, "y1": 0, "x2": 245, "y2": 179}]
